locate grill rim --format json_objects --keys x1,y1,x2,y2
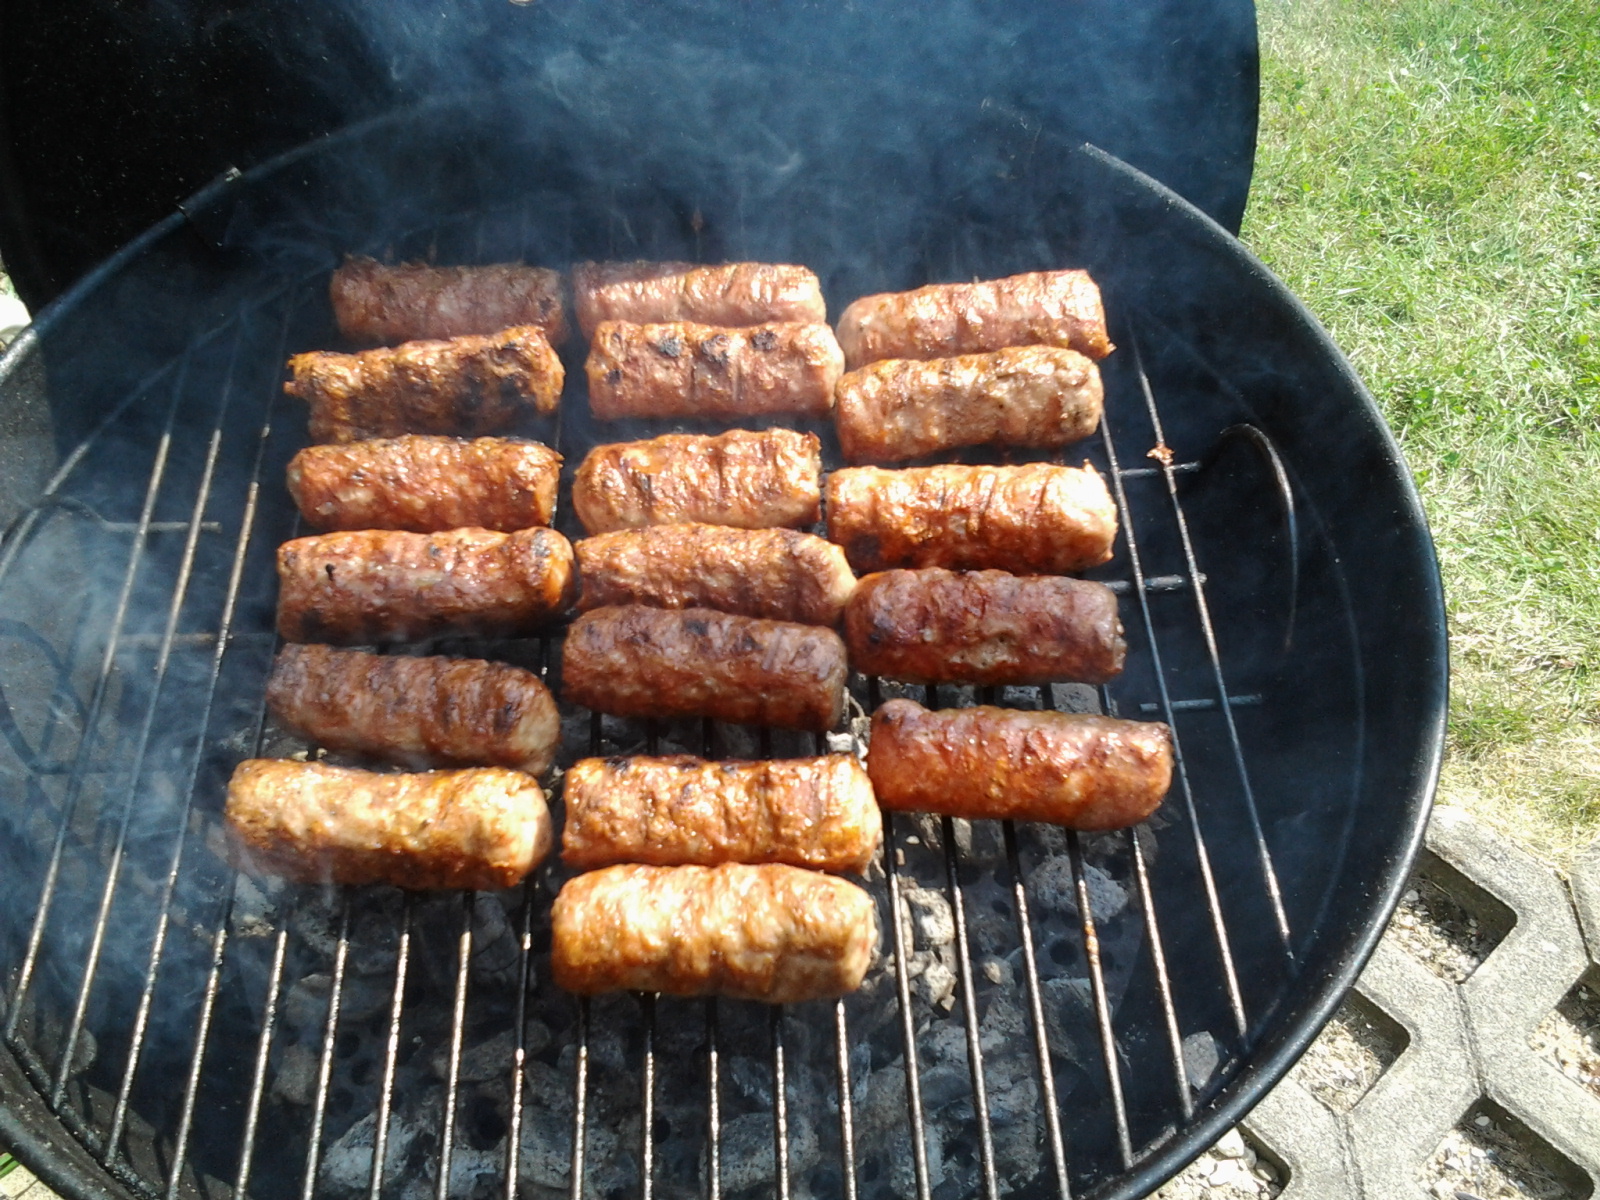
[{"x1": 0, "y1": 118, "x2": 1448, "y2": 1200}]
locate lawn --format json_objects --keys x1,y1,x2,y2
[{"x1": 1247, "y1": 0, "x2": 1600, "y2": 868}]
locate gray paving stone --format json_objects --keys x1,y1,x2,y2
[
  {"x1": 1231, "y1": 806, "x2": 1600, "y2": 1199},
  {"x1": 1571, "y1": 833, "x2": 1600, "y2": 961},
  {"x1": 1430, "y1": 807, "x2": 1600, "y2": 1185},
  {"x1": 1241, "y1": 1076, "x2": 1356, "y2": 1200},
  {"x1": 1343, "y1": 939, "x2": 1478, "y2": 1200}
]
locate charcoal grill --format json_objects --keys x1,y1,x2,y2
[{"x1": 0, "y1": 35, "x2": 1445, "y2": 1200}]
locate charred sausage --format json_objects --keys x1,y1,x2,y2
[
  {"x1": 330, "y1": 256, "x2": 569, "y2": 346},
  {"x1": 825, "y1": 463, "x2": 1117, "y2": 574},
  {"x1": 867, "y1": 699, "x2": 1172, "y2": 830},
  {"x1": 572, "y1": 261, "x2": 826, "y2": 338},
  {"x1": 275, "y1": 527, "x2": 575, "y2": 644},
  {"x1": 226, "y1": 759, "x2": 552, "y2": 890},
  {"x1": 286, "y1": 435, "x2": 562, "y2": 533},
  {"x1": 572, "y1": 428, "x2": 822, "y2": 534},
  {"x1": 836, "y1": 269, "x2": 1112, "y2": 369},
  {"x1": 575, "y1": 524, "x2": 856, "y2": 625},
  {"x1": 845, "y1": 569, "x2": 1125, "y2": 685},
  {"x1": 835, "y1": 346, "x2": 1102, "y2": 463},
  {"x1": 551, "y1": 863, "x2": 878, "y2": 1003},
  {"x1": 586, "y1": 320, "x2": 843, "y2": 419},
  {"x1": 562, "y1": 605, "x2": 847, "y2": 731},
  {"x1": 285, "y1": 326, "x2": 563, "y2": 444},
  {"x1": 266, "y1": 644, "x2": 561, "y2": 774},
  {"x1": 562, "y1": 754, "x2": 881, "y2": 872}
]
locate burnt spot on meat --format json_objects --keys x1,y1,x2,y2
[
  {"x1": 653, "y1": 334, "x2": 684, "y2": 358},
  {"x1": 325, "y1": 563, "x2": 337, "y2": 582},
  {"x1": 606, "y1": 368, "x2": 622, "y2": 386},
  {"x1": 684, "y1": 618, "x2": 710, "y2": 637},
  {"x1": 751, "y1": 328, "x2": 778, "y2": 352},
  {"x1": 699, "y1": 334, "x2": 731, "y2": 365}
]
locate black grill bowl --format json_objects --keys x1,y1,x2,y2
[{"x1": 0, "y1": 99, "x2": 1446, "y2": 1200}]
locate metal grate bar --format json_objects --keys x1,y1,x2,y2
[
  {"x1": 568, "y1": 999, "x2": 590, "y2": 1200},
  {"x1": 1125, "y1": 828, "x2": 1193, "y2": 1118},
  {"x1": 1002, "y1": 821, "x2": 1071, "y2": 1199},
  {"x1": 505, "y1": 881, "x2": 537, "y2": 1200},
  {"x1": 1067, "y1": 832, "x2": 1133, "y2": 1168},
  {"x1": 438, "y1": 893, "x2": 476, "y2": 1200},
  {"x1": 832, "y1": 1000, "x2": 857, "y2": 1200},
  {"x1": 1095, "y1": 383, "x2": 1250, "y2": 1041},
  {"x1": 567, "y1": 707, "x2": 607, "y2": 1200},
  {"x1": 920, "y1": 677, "x2": 1000, "y2": 1200},
  {"x1": 878, "y1": 802, "x2": 932, "y2": 1200},
  {"x1": 704, "y1": 722, "x2": 722, "y2": 1200},
  {"x1": 301, "y1": 893, "x2": 353, "y2": 1200},
  {"x1": 163, "y1": 908, "x2": 233, "y2": 1200},
  {"x1": 815, "y1": 727, "x2": 858, "y2": 1200},
  {"x1": 705, "y1": 999, "x2": 721, "y2": 1200},
  {"x1": 369, "y1": 893, "x2": 418, "y2": 1200},
  {"x1": 770, "y1": 1007, "x2": 790, "y2": 1200},
  {"x1": 1137, "y1": 695, "x2": 1261, "y2": 715},
  {"x1": 235, "y1": 899, "x2": 296, "y2": 1198},
  {"x1": 3, "y1": 356, "x2": 188, "y2": 1045},
  {"x1": 505, "y1": 635, "x2": 554, "y2": 1200},
  {"x1": 939, "y1": 811, "x2": 999, "y2": 1200},
  {"x1": 106, "y1": 301, "x2": 293, "y2": 1162},
  {"x1": 640, "y1": 992, "x2": 657, "y2": 1200},
  {"x1": 1130, "y1": 332, "x2": 1294, "y2": 958}
]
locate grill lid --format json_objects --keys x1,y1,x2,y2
[{"x1": 0, "y1": 0, "x2": 1257, "y2": 309}]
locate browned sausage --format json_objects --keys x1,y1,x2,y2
[
  {"x1": 285, "y1": 435, "x2": 561, "y2": 533},
  {"x1": 825, "y1": 463, "x2": 1117, "y2": 574},
  {"x1": 575, "y1": 524, "x2": 856, "y2": 625},
  {"x1": 867, "y1": 699, "x2": 1172, "y2": 830},
  {"x1": 561, "y1": 605, "x2": 847, "y2": 731},
  {"x1": 275, "y1": 527, "x2": 575, "y2": 644},
  {"x1": 835, "y1": 346, "x2": 1102, "y2": 463},
  {"x1": 836, "y1": 269, "x2": 1113, "y2": 369},
  {"x1": 330, "y1": 256, "x2": 569, "y2": 346},
  {"x1": 572, "y1": 428, "x2": 822, "y2": 534},
  {"x1": 562, "y1": 754, "x2": 881, "y2": 872},
  {"x1": 572, "y1": 261, "x2": 826, "y2": 338},
  {"x1": 585, "y1": 320, "x2": 843, "y2": 419},
  {"x1": 226, "y1": 759, "x2": 552, "y2": 890},
  {"x1": 265, "y1": 644, "x2": 560, "y2": 774},
  {"x1": 551, "y1": 863, "x2": 878, "y2": 1003},
  {"x1": 845, "y1": 569, "x2": 1125, "y2": 685},
  {"x1": 285, "y1": 326, "x2": 563, "y2": 444}
]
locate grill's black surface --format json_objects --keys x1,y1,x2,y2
[{"x1": 0, "y1": 106, "x2": 1445, "y2": 1200}]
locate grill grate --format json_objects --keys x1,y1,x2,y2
[{"x1": 0, "y1": 221, "x2": 1343, "y2": 1200}]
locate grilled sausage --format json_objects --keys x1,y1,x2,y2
[
  {"x1": 586, "y1": 320, "x2": 843, "y2": 419},
  {"x1": 551, "y1": 863, "x2": 878, "y2": 1003},
  {"x1": 265, "y1": 644, "x2": 560, "y2": 774},
  {"x1": 836, "y1": 269, "x2": 1113, "y2": 369},
  {"x1": 867, "y1": 699, "x2": 1172, "y2": 830},
  {"x1": 286, "y1": 435, "x2": 562, "y2": 533},
  {"x1": 562, "y1": 605, "x2": 847, "y2": 731},
  {"x1": 226, "y1": 759, "x2": 552, "y2": 890},
  {"x1": 826, "y1": 462, "x2": 1117, "y2": 574},
  {"x1": 572, "y1": 428, "x2": 822, "y2": 534},
  {"x1": 575, "y1": 524, "x2": 856, "y2": 625},
  {"x1": 285, "y1": 326, "x2": 563, "y2": 444},
  {"x1": 330, "y1": 256, "x2": 569, "y2": 346},
  {"x1": 845, "y1": 569, "x2": 1125, "y2": 686},
  {"x1": 835, "y1": 346, "x2": 1102, "y2": 463},
  {"x1": 572, "y1": 261, "x2": 826, "y2": 338},
  {"x1": 276, "y1": 527, "x2": 575, "y2": 644},
  {"x1": 562, "y1": 754, "x2": 881, "y2": 872}
]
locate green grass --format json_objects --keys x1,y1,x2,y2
[{"x1": 1247, "y1": 0, "x2": 1600, "y2": 867}]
